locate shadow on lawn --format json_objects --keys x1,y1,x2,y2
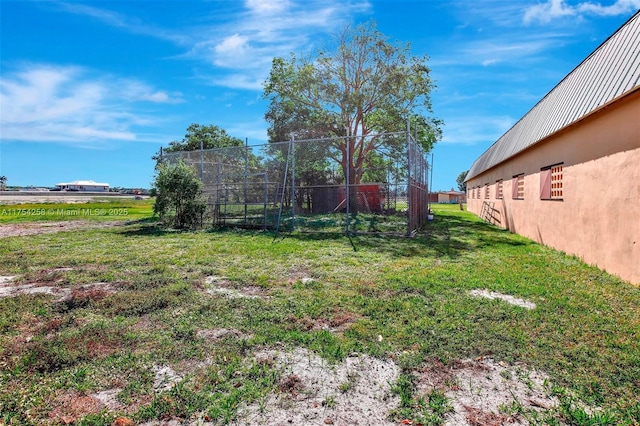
[
  {"x1": 117, "y1": 210, "x2": 532, "y2": 259},
  {"x1": 277, "y1": 210, "x2": 532, "y2": 258},
  {"x1": 117, "y1": 218, "x2": 182, "y2": 237}
]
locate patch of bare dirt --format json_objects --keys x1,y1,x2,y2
[
  {"x1": 0, "y1": 274, "x2": 116, "y2": 302},
  {"x1": 0, "y1": 281, "x2": 70, "y2": 300},
  {"x1": 205, "y1": 276, "x2": 269, "y2": 299},
  {"x1": 48, "y1": 391, "x2": 104, "y2": 425},
  {"x1": 469, "y1": 289, "x2": 536, "y2": 310},
  {"x1": 91, "y1": 388, "x2": 124, "y2": 411},
  {"x1": 36, "y1": 347, "x2": 563, "y2": 426},
  {"x1": 286, "y1": 265, "x2": 315, "y2": 285},
  {"x1": 197, "y1": 328, "x2": 253, "y2": 341},
  {"x1": 231, "y1": 348, "x2": 401, "y2": 426},
  {"x1": 416, "y1": 357, "x2": 557, "y2": 426},
  {"x1": 0, "y1": 220, "x2": 124, "y2": 238},
  {"x1": 153, "y1": 365, "x2": 183, "y2": 393}
]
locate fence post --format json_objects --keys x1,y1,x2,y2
[
  {"x1": 263, "y1": 172, "x2": 268, "y2": 231},
  {"x1": 216, "y1": 157, "x2": 221, "y2": 225},
  {"x1": 244, "y1": 138, "x2": 248, "y2": 225},
  {"x1": 200, "y1": 140, "x2": 204, "y2": 180},
  {"x1": 406, "y1": 120, "x2": 412, "y2": 236},
  {"x1": 345, "y1": 130, "x2": 350, "y2": 235},
  {"x1": 291, "y1": 135, "x2": 295, "y2": 230}
]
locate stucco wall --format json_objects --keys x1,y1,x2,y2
[{"x1": 466, "y1": 90, "x2": 640, "y2": 285}]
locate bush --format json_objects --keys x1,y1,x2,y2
[{"x1": 153, "y1": 160, "x2": 207, "y2": 229}]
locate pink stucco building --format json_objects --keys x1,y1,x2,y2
[{"x1": 465, "y1": 12, "x2": 639, "y2": 285}]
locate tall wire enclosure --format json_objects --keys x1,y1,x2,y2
[{"x1": 161, "y1": 129, "x2": 430, "y2": 235}]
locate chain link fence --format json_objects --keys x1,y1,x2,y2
[{"x1": 161, "y1": 129, "x2": 430, "y2": 235}]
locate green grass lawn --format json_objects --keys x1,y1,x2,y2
[{"x1": 0, "y1": 203, "x2": 638, "y2": 425}]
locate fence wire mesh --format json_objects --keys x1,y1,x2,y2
[{"x1": 162, "y1": 130, "x2": 430, "y2": 235}]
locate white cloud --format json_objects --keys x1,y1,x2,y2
[
  {"x1": 440, "y1": 115, "x2": 515, "y2": 145},
  {"x1": 191, "y1": 0, "x2": 372, "y2": 88},
  {"x1": 215, "y1": 34, "x2": 250, "y2": 54},
  {"x1": 450, "y1": 35, "x2": 565, "y2": 67},
  {"x1": 208, "y1": 74, "x2": 265, "y2": 90},
  {"x1": 578, "y1": 0, "x2": 640, "y2": 15},
  {"x1": 56, "y1": 1, "x2": 187, "y2": 44},
  {"x1": 524, "y1": 0, "x2": 640, "y2": 24},
  {"x1": 245, "y1": 0, "x2": 290, "y2": 14},
  {"x1": 118, "y1": 80, "x2": 184, "y2": 104},
  {"x1": 0, "y1": 64, "x2": 180, "y2": 145},
  {"x1": 53, "y1": 1, "x2": 372, "y2": 91}
]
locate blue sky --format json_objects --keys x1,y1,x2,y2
[{"x1": 1, "y1": 0, "x2": 638, "y2": 190}]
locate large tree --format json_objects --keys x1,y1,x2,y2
[
  {"x1": 0, "y1": 176, "x2": 6, "y2": 191},
  {"x1": 263, "y1": 20, "x2": 442, "y2": 186},
  {"x1": 456, "y1": 170, "x2": 468, "y2": 192}
]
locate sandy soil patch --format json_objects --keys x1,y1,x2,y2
[
  {"x1": 0, "y1": 274, "x2": 116, "y2": 302},
  {"x1": 416, "y1": 357, "x2": 556, "y2": 425},
  {"x1": 0, "y1": 281, "x2": 70, "y2": 300},
  {"x1": 232, "y1": 348, "x2": 401, "y2": 426},
  {"x1": 469, "y1": 289, "x2": 537, "y2": 310},
  {"x1": 0, "y1": 275, "x2": 16, "y2": 284},
  {"x1": 42, "y1": 347, "x2": 560, "y2": 426},
  {"x1": 48, "y1": 391, "x2": 105, "y2": 424},
  {"x1": 197, "y1": 328, "x2": 253, "y2": 341},
  {"x1": 91, "y1": 388, "x2": 124, "y2": 411},
  {"x1": 47, "y1": 388, "x2": 134, "y2": 424},
  {"x1": 286, "y1": 311, "x2": 360, "y2": 334},
  {"x1": 0, "y1": 220, "x2": 124, "y2": 238},
  {"x1": 153, "y1": 365, "x2": 183, "y2": 393},
  {"x1": 205, "y1": 276, "x2": 269, "y2": 299}
]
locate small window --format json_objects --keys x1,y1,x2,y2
[
  {"x1": 541, "y1": 163, "x2": 563, "y2": 200},
  {"x1": 512, "y1": 174, "x2": 524, "y2": 199},
  {"x1": 496, "y1": 179, "x2": 503, "y2": 199},
  {"x1": 484, "y1": 184, "x2": 490, "y2": 199},
  {"x1": 551, "y1": 165, "x2": 563, "y2": 199}
]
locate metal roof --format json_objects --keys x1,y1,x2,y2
[
  {"x1": 466, "y1": 11, "x2": 640, "y2": 181},
  {"x1": 56, "y1": 180, "x2": 110, "y2": 186}
]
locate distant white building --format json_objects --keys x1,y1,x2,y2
[{"x1": 55, "y1": 180, "x2": 110, "y2": 192}]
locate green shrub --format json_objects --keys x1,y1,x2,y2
[{"x1": 153, "y1": 160, "x2": 207, "y2": 229}]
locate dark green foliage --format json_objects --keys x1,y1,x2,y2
[
  {"x1": 456, "y1": 170, "x2": 468, "y2": 192},
  {"x1": 152, "y1": 123, "x2": 244, "y2": 163},
  {"x1": 153, "y1": 160, "x2": 207, "y2": 229},
  {"x1": 264, "y1": 20, "x2": 442, "y2": 185}
]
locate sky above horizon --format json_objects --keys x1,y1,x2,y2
[{"x1": 1, "y1": 0, "x2": 638, "y2": 190}]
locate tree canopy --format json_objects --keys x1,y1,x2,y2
[
  {"x1": 456, "y1": 170, "x2": 468, "y2": 192},
  {"x1": 153, "y1": 123, "x2": 244, "y2": 164},
  {"x1": 167, "y1": 123, "x2": 244, "y2": 152},
  {"x1": 263, "y1": 20, "x2": 441, "y2": 184}
]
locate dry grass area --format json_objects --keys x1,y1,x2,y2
[{"x1": 0, "y1": 220, "x2": 124, "y2": 238}]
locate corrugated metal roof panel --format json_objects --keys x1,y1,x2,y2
[{"x1": 467, "y1": 11, "x2": 640, "y2": 181}]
